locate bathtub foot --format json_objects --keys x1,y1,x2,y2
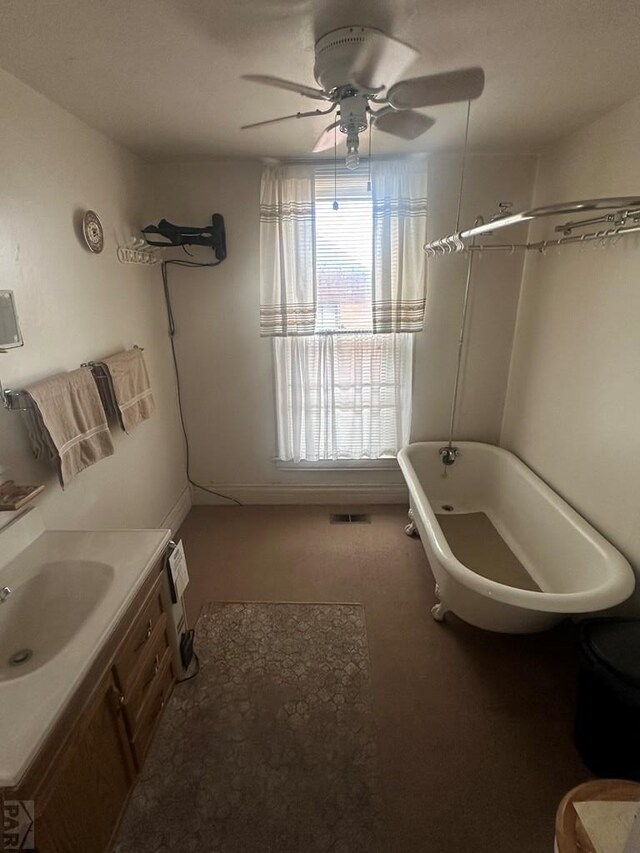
[
  {"x1": 431, "y1": 602, "x2": 447, "y2": 622},
  {"x1": 404, "y1": 508, "x2": 420, "y2": 539},
  {"x1": 431, "y1": 584, "x2": 449, "y2": 623}
]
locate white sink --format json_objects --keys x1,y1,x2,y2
[
  {"x1": 0, "y1": 560, "x2": 115, "y2": 681},
  {"x1": 0, "y1": 508, "x2": 171, "y2": 787}
]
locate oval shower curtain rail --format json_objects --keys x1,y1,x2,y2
[
  {"x1": 433, "y1": 198, "x2": 640, "y2": 465},
  {"x1": 424, "y1": 196, "x2": 640, "y2": 256}
]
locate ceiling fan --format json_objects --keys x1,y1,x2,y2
[{"x1": 241, "y1": 25, "x2": 485, "y2": 169}]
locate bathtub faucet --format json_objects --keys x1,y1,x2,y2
[{"x1": 439, "y1": 446, "x2": 459, "y2": 466}]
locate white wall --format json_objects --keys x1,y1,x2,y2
[
  {"x1": 502, "y1": 95, "x2": 640, "y2": 611},
  {"x1": 0, "y1": 68, "x2": 188, "y2": 531},
  {"x1": 148, "y1": 153, "x2": 536, "y2": 503}
]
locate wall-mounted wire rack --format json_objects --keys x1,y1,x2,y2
[{"x1": 116, "y1": 239, "x2": 159, "y2": 265}]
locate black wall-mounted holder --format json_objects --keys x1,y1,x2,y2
[{"x1": 142, "y1": 214, "x2": 227, "y2": 261}]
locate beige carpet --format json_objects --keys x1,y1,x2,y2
[
  {"x1": 163, "y1": 505, "x2": 587, "y2": 853},
  {"x1": 115, "y1": 602, "x2": 385, "y2": 853},
  {"x1": 436, "y1": 511, "x2": 541, "y2": 591}
]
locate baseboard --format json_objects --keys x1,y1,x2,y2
[
  {"x1": 192, "y1": 483, "x2": 409, "y2": 506},
  {"x1": 160, "y1": 484, "x2": 193, "y2": 533}
]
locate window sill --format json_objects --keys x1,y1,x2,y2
[{"x1": 276, "y1": 458, "x2": 399, "y2": 471}]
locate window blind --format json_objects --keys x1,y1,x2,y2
[{"x1": 314, "y1": 168, "x2": 374, "y2": 334}]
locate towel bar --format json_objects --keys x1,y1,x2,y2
[{"x1": 1, "y1": 345, "x2": 145, "y2": 411}]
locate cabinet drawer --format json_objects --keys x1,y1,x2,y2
[
  {"x1": 130, "y1": 655, "x2": 173, "y2": 770},
  {"x1": 114, "y1": 577, "x2": 165, "y2": 690},
  {"x1": 123, "y1": 630, "x2": 172, "y2": 735}
]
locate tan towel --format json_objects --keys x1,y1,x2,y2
[
  {"x1": 98, "y1": 348, "x2": 155, "y2": 433},
  {"x1": 25, "y1": 367, "x2": 114, "y2": 487}
]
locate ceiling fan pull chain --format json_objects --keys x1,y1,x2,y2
[
  {"x1": 333, "y1": 119, "x2": 339, "y2": 211},
  {"x1": 367, "y1": 113, "x2": 373, "y2": 192}
]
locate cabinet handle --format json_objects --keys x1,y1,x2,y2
[
  {"x1": 134, "y1": 619, "x2": 154, "y2": 652},
  {"x1": 111, "y1": 684, "x2": 126, "y2": 709},
  {"x1": 143, "y1": 655, "x2": 161, "y2": 690},
  {"x1": 152, "y1": 693, "x2": 165, "y2": 721}
]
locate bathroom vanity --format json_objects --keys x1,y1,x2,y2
[{"x1": 0, "y1": 509, "x2": 177, "y2": 852}]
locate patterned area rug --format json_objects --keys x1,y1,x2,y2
[{"x1": 115, "y1": 602, "x2": 385, "y2": 853}]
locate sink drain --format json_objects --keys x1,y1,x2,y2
[
  {"x1": 441, "y1": 504, "x2": 455, "y2": 512},
  {"x1": 9, "y1": 649, "x2": 33, "y2": 667}
]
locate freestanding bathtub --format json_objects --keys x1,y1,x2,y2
[{"x1": 397, "y1": 441, "x2": 635, "y2": 633}]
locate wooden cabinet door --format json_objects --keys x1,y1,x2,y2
[{"x1": 36, "y1": 670, "x2": 135, "y2": 853}]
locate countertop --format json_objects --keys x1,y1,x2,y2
[{"x1": 0, "y1": 510, "x2": 171, "y2": 787}]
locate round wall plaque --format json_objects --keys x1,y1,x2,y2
[{"x1": 82, "y1": 210, "x2": 104, "y2": 253}]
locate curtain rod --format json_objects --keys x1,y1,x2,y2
[
  {"x1": 425, "y1": 220, "x2": 640, "y2": 257},
  {"x1": 424, "y1": 198, "x2": 640, "y2": 256}
]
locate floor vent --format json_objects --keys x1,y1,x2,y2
[{"x1": 330, "y1": 513, "x2": 372, "y2": 524}]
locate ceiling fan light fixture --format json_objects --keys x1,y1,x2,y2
[{"x1": 345, "y1": 132, "x2": 360, "y2": 170}]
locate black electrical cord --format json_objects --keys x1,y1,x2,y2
[{"x1": 161, "y1": 259, "x2": 243, "y2": 506}]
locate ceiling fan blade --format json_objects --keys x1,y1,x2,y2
[
  {"x1": 348, "y1": 32, "x2": 419, "y2": 93},
  {"x1": 242, "y1": 74, "x2": 328, "y2": 101},
  {"x1": 373, "y1": 110, "x2": 435, "y2": 140},
  {"x1": 312, "y1": 121, "x2": 342, "y2": 153},
  {"x1": 387, "y1": 67, "x2": 485, "y2": 110},
  {"x1": 242, "y1": 104, "x2": 336, "y2": 130},
  {"x1": 241, "y1": 113, "x2": 311, "y2": 130}
]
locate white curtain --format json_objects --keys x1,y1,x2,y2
[
  {"x1": 273, "y1": 333, "x2": 414, "y2": 462},
  {"x1": 259, "y1": 165, "x2": 316, "y2": 336},
  {"x1": 371, "y1": 160, "x2": 428, "y2": 333},
  {"x1": 263, "y1": 160, "x2": 425, "y2": 461},
  {"x1": 260, "y1": 161, "x2": 428, "y2": 336}
]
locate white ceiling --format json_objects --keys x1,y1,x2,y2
[{"x1": 1, "y1": 0, "x2": 640, "y2": 163}]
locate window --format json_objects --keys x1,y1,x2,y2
[
  {"x1": 315, "y1": 170, "x2": 374, "y2": 334},
  {"x1": 273, "y1": 332, "x2": 413, "y2": 463},
  {"x1": 261, "y1": 162, "x2": 427, "y2": 464}
]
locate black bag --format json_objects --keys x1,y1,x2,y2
[{"x1": 575, "y1": 618, "x2": 640, "y2": 779}]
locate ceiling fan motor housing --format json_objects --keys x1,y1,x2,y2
[
  {"x1": 339, "y1": 94, "x2": 368, "y2": 136},
  {"x1": 313, "y1": 26, "x2": 381, "y2": 93}
]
